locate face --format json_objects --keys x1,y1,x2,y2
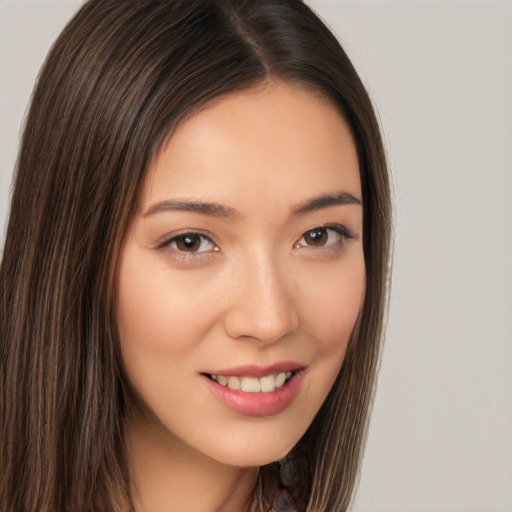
[{"x1": 116, "y1": 81, "x2": 365, "y2": 467}]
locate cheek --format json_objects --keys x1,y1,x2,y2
[
  {"x1": 299, "y1": 251, "x2": 365, "y2": 350},
  {"x1": 115, "y1": 247, "x2": 209, "y2": 406},
  {"x1": 116, "y1": 246, "x2": 216, "y2": 360},
  {"x1": 296, "y1": 251, "x2": 366, "y2": 393}
]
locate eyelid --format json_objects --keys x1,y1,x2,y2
[
  {"x1": 294, "y1": 224, "x2": 354, "y2": 249},
  {"x1": 155, "y1": 230, "x2": 219, "y2": 254}
]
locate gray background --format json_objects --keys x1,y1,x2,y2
[{"x1": 1, "y1": 1, "x2": 511, "y2": 511}]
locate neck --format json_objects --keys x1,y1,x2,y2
[{"x1": 124, "y1": 409, "x2": 259, "y2": 512}]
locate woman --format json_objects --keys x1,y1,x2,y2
[{"x1": 0, "y1": 1, "x2": 391, "y2": 511}]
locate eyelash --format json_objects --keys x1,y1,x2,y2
[
  {"x1": 157, "y1": 224, "x2": 353, "y2": 260},
  {"x1": 294, "y1": 225, "x2": 353, "y2": 250},
  {"x1": 156, "y1": 230, "x2": 219, "y2": 261}
]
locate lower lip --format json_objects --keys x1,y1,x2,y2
[{"x1": 203, "y1": 373, "x2": 303, "y2": 417}]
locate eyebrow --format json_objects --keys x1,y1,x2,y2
[
  {"x1": 290, "y1": 192, "x2": 362, "y2": 217},
  {"x1": 144, "y1": 199, "x2": 240, "y2": 218},
  {"x1": 143, "y1": 192, "x2": 361, "y2": 219}
]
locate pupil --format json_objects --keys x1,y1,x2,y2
[
  {"x1": 306, "y1": 228, "x2": 327, "y2": 246},
  {"x1": 177, "y1": 234, "x2": 200, "y2": 251}
]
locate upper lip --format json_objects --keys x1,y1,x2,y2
[{"x1": 205, "y1": 362, "x2": 305, "y2": 378}]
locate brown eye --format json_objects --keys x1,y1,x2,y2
[
  {"x1": 169, "y1": 233, "x2": 217, "y2": 254},
  {"x1": 303, "y1": 228, "x2": 329, "y2": 246},
  {"x1": 295, "y1": 225, "x2": 351, "y2": 250},
  {"x1": 175, "y1": 234, "x2": 201, "y2": 252}
]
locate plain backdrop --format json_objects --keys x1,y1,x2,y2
[{"x1": 1, "y1": 1, "x2": 511, "y2": 511}]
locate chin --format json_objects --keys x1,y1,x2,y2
[{"x1": 200, "y1": 427, "x2": 303, "y2": 468}]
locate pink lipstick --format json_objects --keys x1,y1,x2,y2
[{"x1": 202, "y1": 363, "x2": 305, "y2": 417}]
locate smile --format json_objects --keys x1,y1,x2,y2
[
  {"x1": 208, "y1": 372, "x2": 293, "y2": 393},
  {"x1": 202, "y1": 365, "x2": 305, "y2": 416}
]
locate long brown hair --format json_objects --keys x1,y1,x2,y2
[{"x1": 0, "y1": 1, "x2": 391, "y2": 510}]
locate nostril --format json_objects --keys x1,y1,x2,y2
[{"x1": 224, "y1": 301, "x2": 300, "y2": 344}]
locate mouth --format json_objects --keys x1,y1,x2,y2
[
  {"x1": 203, "y1": 371, "x2": 295, "y2": 393},
  {"x1": 201, "y1": 366, "x2": 305, "y2": 417}
]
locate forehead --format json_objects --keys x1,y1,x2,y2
[{"x1": 141, "y1": 81, "x2": 361, "y2": 215}]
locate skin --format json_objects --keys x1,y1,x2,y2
[{"x1": 116, "y1": 80, "x2": 365, "y2": 512}]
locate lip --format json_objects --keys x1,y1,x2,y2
[
  {"x1": 202, "y1": 364, "x2": 306, "y2": 417},
  {"x1": 206, "y1": 362, "x2": 304, "y2": 378}
]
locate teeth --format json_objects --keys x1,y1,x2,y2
[
  {"x1": 275, "y1": 372, "x2": 286, "y2": 388},
  {"x1": 227, "y1": 376, "x2": 240, "y2": 391},
  {"x1": 259, "y1": 375, "x2": 276, "y2": 393},
  {"x1": 240, "y1": 377, "x2": 260, "y2": 393},
  {"x1": 210, "y1": 371, "x2": 294, "y2": 393}
]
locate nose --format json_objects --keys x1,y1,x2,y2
[{"x1": 224, "y1": 251, "x2": 300, "y2": 345}]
